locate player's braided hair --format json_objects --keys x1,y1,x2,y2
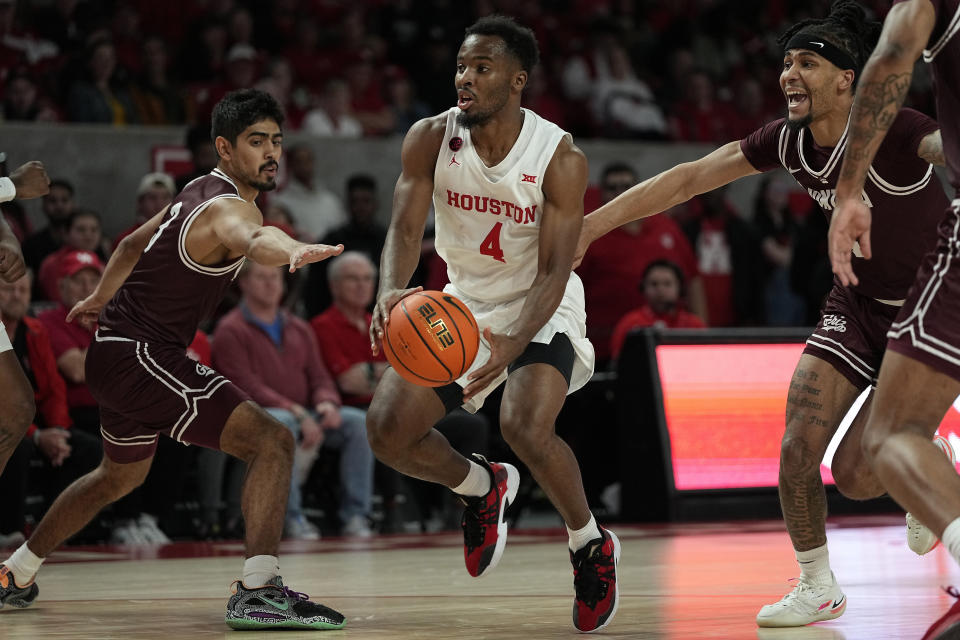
[{"x1": 777, "y1": 0, "x2": 882, "y2": 86}]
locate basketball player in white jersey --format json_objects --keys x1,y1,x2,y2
[
  {"x1": 0, "y1": 160, "x2": 50, "y2": 477},
  {"x1": 365, "y1": 16, "x2": 620, "y2": 633}
]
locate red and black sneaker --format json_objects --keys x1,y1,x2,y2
[
  {"x1": 922, "y1": 586, "x2": 960, "y2": 640},
  {"x1": 457, "y1": 453, "x2": 519, "y2": 578},
  {"x1": 571, "y1": 527, "x2": 621, "y2": 633}
]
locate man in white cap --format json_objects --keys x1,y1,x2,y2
[{"x1": 113, "y1": 172, "x2": 175, "y2": 249}]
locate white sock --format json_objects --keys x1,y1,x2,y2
[
  {"x1": 451, "y1": 461, "x2": 491, "y2": 497},
  {"x1": 5, "y1": 543, "x2": 44, "y2": 586},
  {"x1": 796, "y1": 543, "x2": 832, "y2": 584},
  {"x1": 942, "y1": 518, "x2": 960, "y2": 566},
  {"x1": 567, "y1": 514, "x2": 602, "y2": 552},
  {"x1": 242, "y1": 554, "x2": 279, "y2": 588}
]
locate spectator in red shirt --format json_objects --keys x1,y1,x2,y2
[
  {"x1": 0, "y1": 271, "x2": 100, "y2": 546},
  {"x1": 610, "y1": 260, "x2": 706, "y2": 360},
  {"x1": 37, "y1": 250, "x2": 102, "y2": 434},
  {"x1": 37, "y1": 210, "x2": 109, "y2": 301},
  {"x1": 576, "y1": 162, "x2": 706, "y2": 366}
]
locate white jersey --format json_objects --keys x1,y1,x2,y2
[
  {"x1": 431, "y1": 107, "x2": 595, "y2": 411},
  {"x1": 433, "y1": 107, "x2": 569, "y2": 304}
]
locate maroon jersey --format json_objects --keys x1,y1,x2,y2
[
  {"x1": 99, "y1": 168, "x2": 247, "y2": 347},
  {"x1": 740, "y1": 109, "x2": 947, "y2": 301},
  {"x1": 921, "y1": 0, "x2": 960, "y2": 195}
]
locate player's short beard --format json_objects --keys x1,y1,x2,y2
[
  {"x1": 250, "y1": 163, "x2": 279, "y2": 191},
  {"x1": 250, "y1": 177, "x2": 277, "y2": 191},
  {"x1": 457, "y1": 107, "x2": 493, "y2": 129},
  {"x1": 785, "y1": 111, "x2": 813, "y2": 131},
  {"x1": 455, "y1": 86, "x2": 511, "y2": 129}
]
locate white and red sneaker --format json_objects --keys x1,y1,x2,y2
[
  {"x1": 756, "y1": 573, "x2": 846, "y2": 627},
  {"x1": 571, "y1": 527, "x2": 621, "y2": 633},
  {"x1": 457, "y1": 454, "x2": 519, "y2": 578}
]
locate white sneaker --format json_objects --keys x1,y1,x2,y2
[
  {"x1": 137, "y1": 513, "x2": 171, "y2": 545},
  {"x1": 0, "y1": 531, "x2": 25, "y2": 548},
  {"x1": 907, "y1": 512, "x2": 939, "y2": 555},
  {"x1": 756, "y1": 574, "x2": 846, "y2": 627},
  {"x1": 342, "y1": 515, "x2": 373, "y2": 538},
  {"x1": 284, "y1": 515, "x2": 321, "y2": 541},
  {"x1": 906, "y1": 435, "x2": 956, "y2": 556},
  {"x1": 111, "y1": 519, "x2": 148, "y2": 545}
]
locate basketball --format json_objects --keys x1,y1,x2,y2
[{"x1": 383, "y1": 291, "x2": 480, "y2": 387}]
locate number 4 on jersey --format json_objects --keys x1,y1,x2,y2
[{"x1": 480, "y1": 222, "x2": 505, "y2": 263}]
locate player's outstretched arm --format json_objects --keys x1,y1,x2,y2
[
  {"x1": 370, "y1": 116, "x2": 443, "y2": 353},
  {"x1": 463, "y1": 140, "x2": 588, "y2": 401},
  {"x1": 67, "y1": 207, "x2": 169, "y2": 325},
  {"x1": 575, "y1": 141, "x2": 758, "y2": 266},
  {"x1": 211, "y1": 198, "x2": 343, "y2": 271},
  {"x1": 831, "y1": 0, "x2": 936, "y2": 286}
]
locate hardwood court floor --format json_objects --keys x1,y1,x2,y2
[{"x1": 2, "y1": 515, "x2": 958, "y2": 639}]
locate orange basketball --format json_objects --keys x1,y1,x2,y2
[{"x1": 383, "y1": 291, "x2": 480, "y2": 387}]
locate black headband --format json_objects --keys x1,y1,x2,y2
[{"x1": 785, "y1": 32, "x2": 858, "y2": 74}]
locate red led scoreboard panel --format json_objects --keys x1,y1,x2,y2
[{"x1": 654, "y1": 341, "x2": 960, "y2": 491}]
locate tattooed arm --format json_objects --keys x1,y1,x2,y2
[{"x1": 829, "y1": 0, "x2": 937, "y2": 286}]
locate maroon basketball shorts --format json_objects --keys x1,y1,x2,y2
[
  {"x1": 803, "y1": 284, "x2": 901, "y2": 389},
  {"x1": 887, "y1": 200, "x2": 960, "y2": 382},
  {"x1": 86, "y1": 330, "x2": 250, "y2": 463}
]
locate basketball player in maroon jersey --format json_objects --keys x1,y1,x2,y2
[
  {"x1": 0, "y1": 90, "x2": 347, "y2": 630},
  {"x1": 829, "y1": 2, "x2": 960, "y2": 630},
  {"x1": 575, "y1": 0, "x2": 951, "y2": 627},
  {"x1": 0, "y1": 160, "x2": 50, "y2": 476}
]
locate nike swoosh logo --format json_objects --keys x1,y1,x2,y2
[
  {"x1": 260, "y1": 596, "x2": 290, "y2": 611},
  {"x1": 811, "y1": 41, "x2": 825, "y2": 48},
  {"x1": 832, "y1": 596, "x2": 845, "y2": 608},
  {"x1": 788, "y1": 167, "x2": 802, "y2": 174}
]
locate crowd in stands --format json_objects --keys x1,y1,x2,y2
[
  {"x1": 0, "y1": 1, "x2": 934, "y2": 139},
  {"x1": 0, "y1": 147, "x2": 832, "y2": 546},
  {"x1": 0, "y1": 0, "x2": 889, "y2": 547}
]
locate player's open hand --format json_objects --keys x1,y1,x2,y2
[
  {"x1": 369, "y1": 286, "x2": 423, "y2": 355},
  {"x1": 0, "y1": 237, "x2": 26, "y2": 282},
  {"x1": 67, "y1": 293, "x2": 106, "y2": 329},
  {"x1": 462, "y1": 328, "x2": 526, "y2": 403},
  {"x1": 829, "y1": 198, "x2": 872, "y2": 287},
  {"x1": 10, "y1": 160, "x2": 50, "y2": 199},
  {"x1": 288, "y1": 243, "x2": 344, "y2": 272}
]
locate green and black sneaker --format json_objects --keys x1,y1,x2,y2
[
  {"x1": 0, "y1": 564, "x2": 38, "y2": 610},
  {"x1": 225, "y1": 576, "x2": 345, "y2": 630}
]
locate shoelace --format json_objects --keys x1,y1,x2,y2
[
  {"x1": 279, "y1": 585, "x2": 309, "y2": 601},
  {"x1": 572, "y1": 542, "x2": 614, "y2": 608},
  {"x1": 461, "y1": 492, "x2": 498, "y2": 550},
  {"x1": 777, "y1": 577, "x2": 834, "y2": 613}
]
